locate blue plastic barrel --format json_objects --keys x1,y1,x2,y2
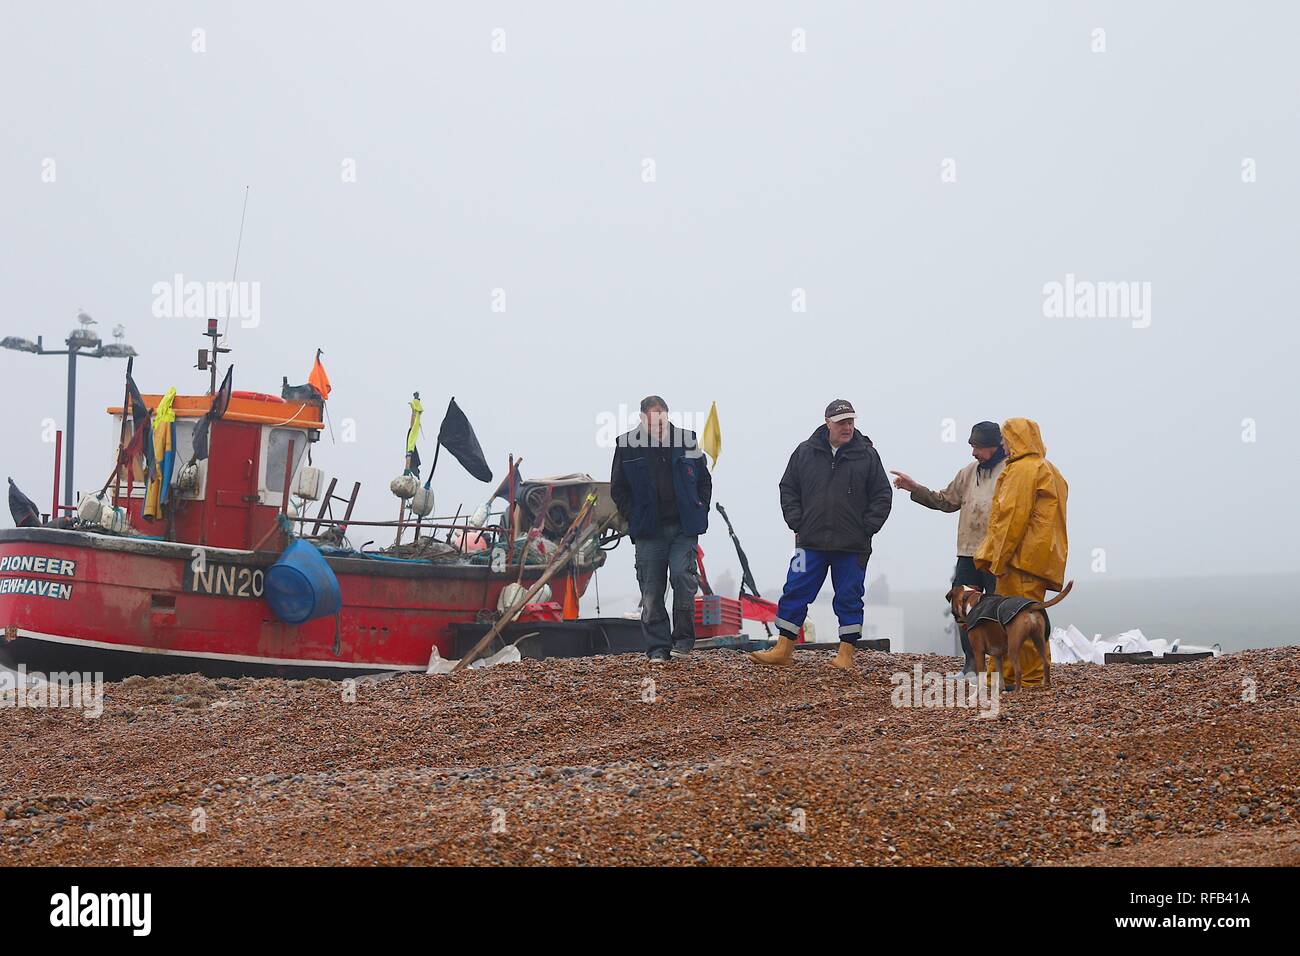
[{"x1": 265, "y1": 539, "x2": 342, "y2": 624}]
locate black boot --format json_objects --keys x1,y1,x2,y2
[{"x1": 959, "y1": 626, "x2": 976, "y2": 676}]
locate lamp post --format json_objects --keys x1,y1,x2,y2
[{"x1": 2, "y1": 314, "x2": 137, "y2": 511}]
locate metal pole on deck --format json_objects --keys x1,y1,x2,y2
[
  {"x1": 64, "y1": 350, "x2": 76, "y2": 509},
  {"x1": 52, "y1": 430, "x2": 62, "y2": 520},
  {"x1": 112, "y1": 357, "x2": 133, "y2": 504}
]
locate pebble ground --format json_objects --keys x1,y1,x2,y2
[{"x1": 2, "y1": 647, "x2": 1296, "y2": 865}]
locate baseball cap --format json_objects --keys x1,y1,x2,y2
[{"x1": 824, "y1": 399, "x2": 856, "y2": 422}]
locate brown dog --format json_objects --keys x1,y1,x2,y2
[{"x1": 945, "y1": 580, "x2": 1073, "y2": 691}]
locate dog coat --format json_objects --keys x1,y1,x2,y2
[{"x1": 966, "y1": 594, "x2": 1038, "y2": 628}]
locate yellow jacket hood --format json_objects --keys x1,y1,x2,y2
[
  {"x1": 974, "y1": 418, "x2": 1068, "y2": 590},
  {"x1": 1002, "y1": 417, "x2": 1045, "y2": 461}
]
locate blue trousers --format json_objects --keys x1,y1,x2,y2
[
  {"x1": 634, "y1": 523, "x2": 699, "y2": 655},
  {"x1": 774, "y1": 549, "x2": 867, "y2": 642}
]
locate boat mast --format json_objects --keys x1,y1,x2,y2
[{"x1": 198, "y1": 318, "x2": 230, "y2": 395}]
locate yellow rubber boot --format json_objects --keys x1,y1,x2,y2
[
  {"x1": 829, "y1": 641, "x2": 855, "y2": 670},
  {"x1": 749, "y1": 635, "x2": 797, "y2": 666}
]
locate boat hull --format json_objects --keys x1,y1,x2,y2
[
  {"x1": 0, "y1": 528, "x2": 593, "y2": 679},
  {"x1": 0, "y1": 631, "x2": 417, "y2": 680}
]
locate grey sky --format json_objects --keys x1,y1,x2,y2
[{"x1": 2, "y1": 2, "x2": 1297, "y2": 598}]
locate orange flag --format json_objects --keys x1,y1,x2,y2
[{"x1": 308, "y1": 350, "x2": 331, "y2": 400}]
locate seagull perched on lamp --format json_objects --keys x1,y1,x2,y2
[{"x1": 69, "y1": 308, "x2": 101, "y2": 347}]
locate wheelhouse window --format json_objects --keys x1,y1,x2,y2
[
  {"x1": 265, "y1": 428, "x2": 308, "y2": 490},
  {"x1": 173, "y1": 419, "x2": 196, "y2": 464}
]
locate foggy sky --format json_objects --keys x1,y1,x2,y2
[{"x1": 2, "y1": 1, "x2": 1297, "y2": 598}]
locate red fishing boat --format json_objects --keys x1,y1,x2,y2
[{"x1": 1, "y1": 330, "x2": 620, "y2": 679}]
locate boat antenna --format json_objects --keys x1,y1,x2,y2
[{"x1": 219, "y1": 185, "x2": 251, "y2": 347}]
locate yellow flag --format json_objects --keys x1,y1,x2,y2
[
  {"x1": 406, "y1": 397, "x2": 423, "y2": 453},
  {"x1": 153, "y1": 387, "x2": 177, "y2": 429},
  {"x1": 701, "y1": 401, "x2": 721, "y2": 468}
]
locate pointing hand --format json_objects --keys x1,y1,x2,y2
[{"x1": 890, "y1": 470, "x2": 920, "y2": 493}]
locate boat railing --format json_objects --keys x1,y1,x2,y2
[{"x1": 286, "y1": 511, "x2": 507, "y2": 558}]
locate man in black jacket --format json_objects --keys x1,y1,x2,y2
[
  {"x1": 610, "y1": 396, "x2": 712, "y2": 663},
  {"x1": 750, "y1": 399, "x2": 892, "y2": 670}
]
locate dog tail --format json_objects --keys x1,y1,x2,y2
[{"x1": 1029, "y1": 579, "x2": 1072, "y2": 611}]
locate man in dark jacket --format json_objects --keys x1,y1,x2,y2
[
  {"x1": 610, "y1": 396, "x2": 712, "y2": 663},
  {"x1": 750, "y1": 399, "x2": 892, "y2": 670}
]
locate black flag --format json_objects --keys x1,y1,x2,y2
[
  {"x1": 716, "y1": 503, "x2": 762, "y2": 599},
  {"x1": 437, "y1": 398, "x2": 492, "y2": 482},
  {"x1": 8, "y1": 478, "x2": 40, "y2": 528},
  {"x1": 123, "y1": 368, "x2": 156, "y2": 482},
  {"x1": 193, "y1": 366, "x2": 233, "y2": 461}
]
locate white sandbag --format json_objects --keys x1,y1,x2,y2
[
  {"x1": 426, "y1": 646, "x2": 456, "y2": 675},
  {"x1": 1107, "y1": 628, "x2": 1155, "y2": 655},
  {"x1": 426, "y1": 643, "x2": 522, "y2": 675},
  {"x1": 1051, "y1": 624, "x2": 1106, "y2": 665},
  {"x1": 1049, "y1": 627, "x2": 1084, "y2": 664},
  {"x1": 1048, "y1": 626, "x2": 1221, "y2": 664},
  {"x1": 472, "y1": 644, "x2": 523, "y2": 669},
  {"x1": 1167, "y1": 641, "x2": 1221, "y2": 657},
  {"x1": 497, "y1": 581, "x2": 551, "y2": 612},
  {"x1": 498, "y1": 582, "x2": 527, "y2": 612},
  {"x1": 76, "y1": 495, "x2": 105, "y2": 526},
  {"x1": 76, "y1": 493, "x2": 128, "y2": 533}
]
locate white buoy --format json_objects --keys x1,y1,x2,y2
[
  {"x1": 293, "y1": 466, "x2": 323, "y2": 501},
  {"x1": 389, "y1": 474, "x2": 418, "y2": 500},
  {"x1": 408, "y1": 485, "x2": 434, "y2": 517}
]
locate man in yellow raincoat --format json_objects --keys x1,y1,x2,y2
[{"x1": 974, "y1": 418, "x2": 1068, "y2": 686}]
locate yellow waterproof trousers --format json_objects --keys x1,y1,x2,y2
[{"x1": 985, "y1": 568, "x2": 1051, "y2": 686}]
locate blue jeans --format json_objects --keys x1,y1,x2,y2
[
  {"x1": 774, "y1": 549, "x2": 867, "y2": 642},
  {"x1": 952, "y1": 555, "x2": 997, "y2": 666},
  {"x1": 634, "y1": 523, "x2": 699, "y2": 655}
]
